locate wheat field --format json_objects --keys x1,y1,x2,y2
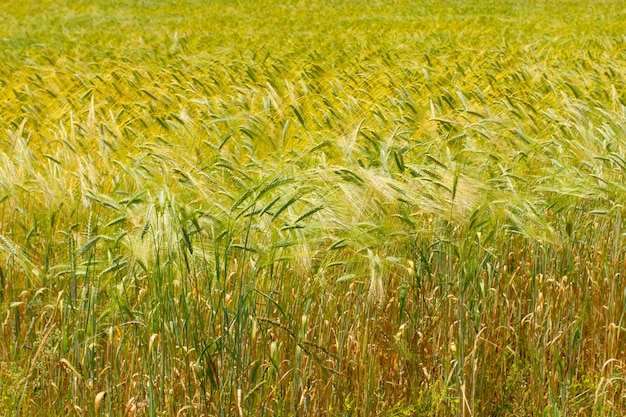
[{"x1": 1, "y1": 0, "x2": 626, "y2": 416}]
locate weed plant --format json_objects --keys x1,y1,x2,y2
[{"x1": 1, "y1": 0, "x2": 626, "y2": 415}]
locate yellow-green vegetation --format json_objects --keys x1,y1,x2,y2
[{"x1": 2, "y1": 0, "x2": 626, "y2": 415}]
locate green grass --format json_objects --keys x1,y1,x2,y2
[{"x1": 1, "y1": 0, "x2": 626, "y2": 415}]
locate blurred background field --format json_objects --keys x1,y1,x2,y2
[{"x1": 1, "y1": 0, "x2": 626, "y2": 415}]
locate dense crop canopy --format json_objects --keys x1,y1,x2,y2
[{"x1": 1, "y1": 1, "x2": 626, "y2": 415}]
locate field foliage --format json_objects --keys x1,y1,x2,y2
[{"x1": 2, "y1": 0, "x2": 626, "y2": 415}]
